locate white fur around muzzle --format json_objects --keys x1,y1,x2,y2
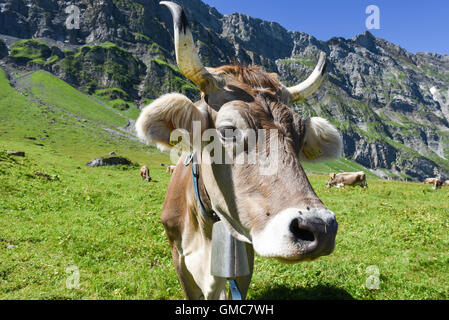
[{"x1": 251, "y1": 207, "x2": 337, "y2": 261}]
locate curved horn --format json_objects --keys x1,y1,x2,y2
[
  {"x1": 160, "y1": 1, "x2": 212, "y2": 91},
  {"x1": 287, "y1": 52, "x2": 327, "y2": 102}
]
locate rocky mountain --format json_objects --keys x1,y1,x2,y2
[{"x1": 1, "y1": 0, "x2": 448, "y2": 180}]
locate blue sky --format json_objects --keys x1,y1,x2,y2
[{"x1": 202, "y1": 0, "x2": 449, "y2": 54}]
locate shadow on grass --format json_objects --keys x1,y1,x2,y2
[{"x1": 251, "y1": 284, "x2": 354, "y2": 300}]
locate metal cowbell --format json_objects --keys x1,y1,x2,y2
[{"x1": 210, "y1": 221, "x2": 250, "y2": 279}]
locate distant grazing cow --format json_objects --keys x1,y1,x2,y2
[
  {"x1": 161, "y1": 163, "x2": 176, "y2": 174},
  {"x1": 423, "y1": 177, "x2": 438, "y2": 184},
  {"x1": 433, "y1": 179, "x2": 443, "y2": 189},
  {"x1": 423, "y1": 177, "x2": 442, "y2": 189},
  {"x1": 327, "y1": 171, "x2": 367, "y2": 188},
  {"x1": 140, "y1": 166, "x2": 151, "y2": 182}
]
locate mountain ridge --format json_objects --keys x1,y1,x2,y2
[{"x1": 1, "y1": 0, "x2": 448, "y2": 181}]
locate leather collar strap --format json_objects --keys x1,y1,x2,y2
[
  {"x1": 184, "y1": 151, "x2": 243, "y2": 300},
  {"x1": 184, "y1": 151, "x2": 219, "y2": 223}
]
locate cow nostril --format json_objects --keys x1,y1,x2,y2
[{"x1": 290, "y1": 219, "x2": 315, "y2": 242}]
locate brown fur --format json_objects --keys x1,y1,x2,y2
[
  {"x1": 139, "y1": 166, "x2": 151, "y2": 182},
  {"x1": 153, "y1": 66, "x2": 336, "y2": 298},
  {"x1": 423, "y1": 177, "x2": 443, "y2": 189},
  {"x1": 137, "y1": 6, "x2": 341, "y2": 299},
  {"x1": 161, "y1": 163, "x2": 176, "y2": 174},
  {"x1": 327, "y1": 172, "x2": 367, "y2": 188},
  {"x1": 215, "y1": 65, "x2": 281, "y2": 96},
  {"x1": 423, "y1": 177, "x2": 440, "y2": 184}
]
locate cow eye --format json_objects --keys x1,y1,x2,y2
[{"x1": 218, "y1": 126, "x2": 241, "y2": 142}]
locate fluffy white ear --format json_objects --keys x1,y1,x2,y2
[
  {"x1": 135, "y1": 93, "x2": 209, "y2": 150},
  {"x1": 299, "y1": 117, "x2": 343, "y2": 162}
]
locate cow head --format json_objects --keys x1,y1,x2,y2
[
  {"x1": 433, "y1": 177, "x2": 442, "y2": 190},
  {"x1": 136, "y1": 2, "x2": 343, "y2": 262},
  {"x1": 327, "y1": 173, "x2": 337, "y2": 188}
]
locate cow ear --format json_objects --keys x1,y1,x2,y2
[
  {"x1": 299, "y1": 117, "x2": 343, "y2": 162},
  {"x1": 135, "y1": 93, "x2": 209, "y2": 151}
]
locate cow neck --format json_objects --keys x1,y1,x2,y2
[
  {"x1": 185, "y1": 151, "x2": 246, "y2": 300},
  {"x1": 184, "y1": 151, "x2": 219, "y2": 223}
]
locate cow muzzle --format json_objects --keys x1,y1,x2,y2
[{"x1": 251, "y1": 208, "x2": 338, "y2": 262}]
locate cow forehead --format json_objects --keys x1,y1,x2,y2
[
  {"x1": 206, "y1": 65, "x2": 290, "y2": 105},
  {"x1": 215, "y1": 103, "x2": 249, "y2": 127}
]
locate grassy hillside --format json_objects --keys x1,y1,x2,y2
[
  {"x1": 1, "y1": 67, "x2": 448, "y2": 299},
  {"x1": 302, "y1": 157, "x2": 378, "y2": 179},
  {"x1": 21, "y1": 71, "x2": 128, "y2": 128},
  {"x1": 0, "y1": 67, "x2": 167, "y2": 165}
]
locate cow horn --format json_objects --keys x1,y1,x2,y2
[
  {"x1": 287, "y1": 52, "x2": 327, "y2": 102},
  {"x1": 160, "y1": 1, "x2": 213, "y2": 91}
]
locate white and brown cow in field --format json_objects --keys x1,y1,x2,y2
[
  {"x1": 423, "y1": 177, "x2": 442, "y2": 189},
  {"x1": 443, "y1": 180, "x2": 449, "y2": 187},
  {"x1": 139, "y1": 165, "x2": 151, "y2": 182},
  {"x1": 326, "y1": 172, "x2": 367, "y2": 188},
  {"x1": 136, "y1": 2, "x2": 343, "y2": 300},
  {"x1": 423, "y1": 177, "x2": 438, "y2": 184},
  {"x1": 161, "y1": 163, "x2": 176, "y2": 174}
]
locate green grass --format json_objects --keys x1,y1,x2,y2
[
  {"x1": 249, "y1": 175, "x2": 449, "y2": 300},
  {"x1": 1, "y1": 146, "x2": 448, "y2": 299},
  {"x1": 8, "y1": 40, "x2": 52, "y2": 65},
  {"x1": 0, "y1": 67, "x2": 166, "y2": 166},
  {"x1": 1, "y1": 66, "x2": 448, "y2": 300},
  {"x1": 95, "y1": 88, "x2": 129, "y2": 101},
  {"x1": 0, "y1": 148, "x2": 175, "y2": 299},
  {"x1": 280, "y1": 57, "x2": 317, "y2": 68},
  {"x1": 302, "y1": 157, "x2": 378, "y2": 178},
  {"x1": 91, "y1": 94, "x2": 142, "y2": 120},
  {"x1": 22, "y1": 71, "x2": 129, "y2": 129},
  {"x1": 1, "y1": 65, "x2": 175, "y2": 299}
]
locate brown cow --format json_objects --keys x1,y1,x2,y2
[
  {"x1": 327, "y1": 172, "x2": 367, "y2": 188},
  {"x1": 139, "y1": 165, "x2": 151, "y2": 182},
  {"x1": 161, "y1": 163, "x2": 176, "y2": 174},
  {"x1": 135, "y1": 2, "x2": 342, "y2": 300},
  {"x1": 423, "y1": 177, "x2": 442, "y2": 189},
  {"x1": 423, "y1": 177, "x2": 438, "y2": 184}
]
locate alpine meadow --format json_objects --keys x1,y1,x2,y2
[{"x1": 1, "y1": 0, "x2": 448, "y2": 301}]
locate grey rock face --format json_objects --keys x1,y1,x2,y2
[{"x1": 0, "y1": 39, "x2": 7, "y2": 58}]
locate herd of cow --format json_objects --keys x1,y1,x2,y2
[
  {"x1": 139, "y1": 163, "x2": 176, "y2": 181},
  {"x1": 140, "y1": 166, "x2": 447, "y2": 191}
]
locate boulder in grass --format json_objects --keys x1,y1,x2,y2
[
  {"x1": 7, "y1": 150, "x2": 25, "y2": 157},
  {"x1": 86, "y1": 156, "x2": 132, "y2": 167},
  {"x1": 34, "y1": 171, "x2": 52, "y2": 181}
]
